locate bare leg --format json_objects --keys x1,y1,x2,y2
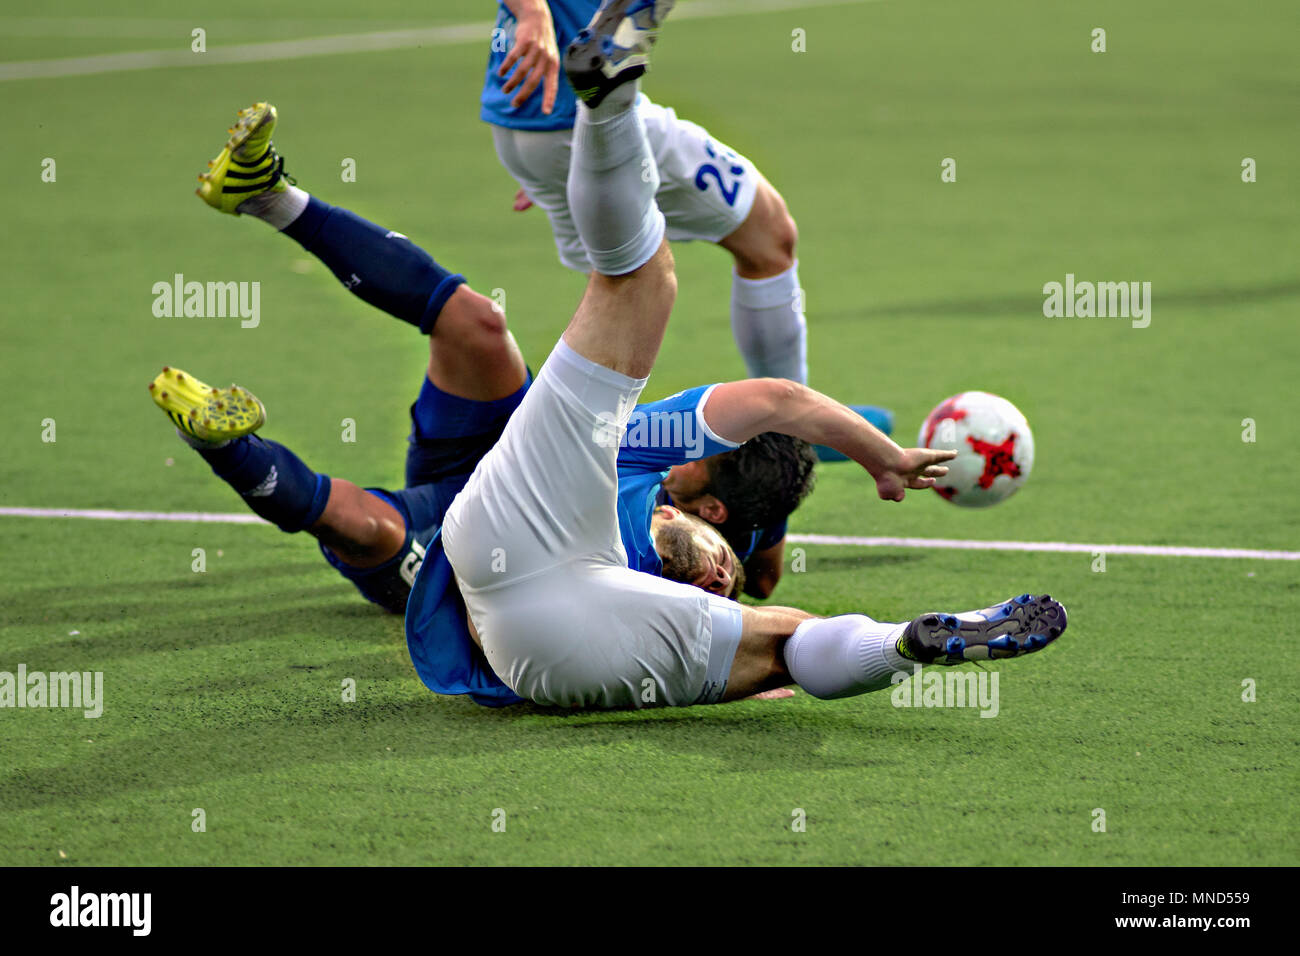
[
  {"x1": 560, "y1": 241, "x2": 676, "y2": 380},
  {"x1": 427, "y1": 285, "x2": 528, "y2": 400},
  {"x1": 717, "y1": 175, "x2": 798, "y2": 280},
  {"x1": 309, "y1": 479, "x2": 407, "y2": 568},
  {"x1": 721, "y1": 604, "x2": 812, "y2": 701}
]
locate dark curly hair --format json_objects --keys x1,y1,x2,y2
[{"x1": 703, "y1": 432, "x2": 817, "y2": 542}]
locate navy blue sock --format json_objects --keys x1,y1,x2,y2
[
  {"x1": 282, "y1": 196, "x2": 465, "y2": 334},
  {"x1": 196, "y1": 435, "x2": 332, "y2": 533}
]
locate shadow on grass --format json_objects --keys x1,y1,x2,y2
[
  {"x1": 0, "y1": 687, "x2": 922, "y2": 812},
  {"x1": 3, "y1": 583, "x2": 402, "y2": 662}
]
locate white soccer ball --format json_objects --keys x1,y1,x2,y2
[{"x1": 917, "y1": 391, "x2": 1035, "y2": 507}]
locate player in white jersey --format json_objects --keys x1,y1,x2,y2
[
  {"x1": 440, "y1": 0, "x2": 1068, "y2": 709},
  {"x1": 484, "y1": 0, "x2": 887, "y2": 408},
  {"x1": 484, "y1": 0, "x2": 892, "y2": 592}
]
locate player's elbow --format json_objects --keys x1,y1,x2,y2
[
  {"x1": 736, "y1": 378, "x2": 805, "y2": 438},
  {"x1": 760, "y1": 377, "x2": 804, "y2": 413}
]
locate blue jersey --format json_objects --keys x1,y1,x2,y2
[
  {"x1": 480, "y1": 1, "x2": 596, "y2": 131},
  {"x1": 405, "y1": 384, "x2": 740, "y2": 706}
]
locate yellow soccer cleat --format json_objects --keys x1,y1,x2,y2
[
  {"x1": 148, "y1": 366, "x2": 266, "y2": 443},
  {"x1": 196, "y1": 102, "x2": 292, "y2": 215}
]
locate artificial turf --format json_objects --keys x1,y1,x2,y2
[{"x1": 1, "y1": 0, "x2": 1296, "y2": 865}]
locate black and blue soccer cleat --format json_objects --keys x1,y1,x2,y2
[
  {"x1": 565, "y1": 0, "x2": 675, "y2": 108},
  {"x1": 899, "y1": 593, "x2": 1067, "y2": 664}
]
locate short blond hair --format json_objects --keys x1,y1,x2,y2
[{"x1": 654, "y1": 511, "x2": 745, "y2": 600}]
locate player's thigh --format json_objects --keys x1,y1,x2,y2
[
  {"x1": 490, "y1": 125, "x2": 591, "y2": 272},
  {"x1": 471, "y1": 562, "x2": 716, "y2": 709},
  {"x1": 440, "y1": 341, "x2": 641, "y2": 591},
  {"x1": 639, "y1": 97, "x2": 759, "y2": 244},
  {"x1": 404, "y1": 366, "x2": 530, "y2": 488}
]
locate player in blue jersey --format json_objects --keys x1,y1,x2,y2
[
  {"x1": 167, "y1": 80, "x2": 1060, "y2": 709},
  {"x1": 159, "y1": 100, "x2": 872, "y2": 703},
  {"x1": 167, "y1": 3, "x2": 1068, "y2": 711},
  {"x1": 483, "y1": 0, "x2": 893, "y2": 451},
  {"x1": 191, "y1": 100, "x2": 815, "y2": 598},
  {"x1": 422, "y1": 0, "x2": 1068, "y2": 709}
]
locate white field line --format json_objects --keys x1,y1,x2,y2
[
  {"x1": 0, "y1": 23, "x2": 489, "y2": 82},
  {"x1": 0, "y1": 18, "x2": 431, "y2": 39},
  {"x1": 0, "y1": 506, "x2": 269, "y2": 525},
  {"x1": 787, "y1": 533, "x2": 1300, "y2": 561},
  {"x1": 0, "y1": 0, "x2": 878, "y2": 82},
  {"x1": 2, "y1": 507, "x2": 1295, "y2": 560}
]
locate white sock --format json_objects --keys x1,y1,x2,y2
[
  {"x1": 783, "y1": 614, "x2": 910, "y2": 699},
  {"x1": 731, "y1": 263, "x2": 808, "y2": 383},
  {"x1": 567, "y1": 85, "x2": 665, "y2": 275},
  {"x1": 587, "y1": 81, "x2": 640, "y2": 121},
  {"x1": 237, "y1": 184, "x2": 310, "y2": 231}
]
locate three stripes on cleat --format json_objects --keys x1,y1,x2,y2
[{"x1": 195, "y1": 102, "x2": 289, "y2": 215}]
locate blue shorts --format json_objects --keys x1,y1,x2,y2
[{"x1": 321, "y1": 373, "x2": 531, "y2": 613}]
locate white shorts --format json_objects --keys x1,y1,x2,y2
[
  {"x1": 492, "y1": 95, "x2": 760, "y2": 273},
  {"x1": 440, "y1": 340, "x2": 743, "y2": 709}
]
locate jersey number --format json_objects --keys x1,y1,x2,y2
[
  {"x1": 694, "y1": 140, "x2": 745, "y2": 208},
  {"x1": 399, "y1": 538, "x2": 427, "y2": 588}
]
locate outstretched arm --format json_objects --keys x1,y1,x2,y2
[{"x1": 702, "y1": 378, "x2": 957, "y2": 501}]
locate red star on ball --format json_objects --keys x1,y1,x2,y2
[
  {"x1": 967, "y1": 433, "x2": 1022, "y2": 489},
  {"x1": 922, "y1": 396, "x2": 968, "y2": 447}
]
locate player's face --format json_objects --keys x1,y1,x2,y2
[
  {"x1": 662, "y1": 459, "x2": 731, "y2": 528},
  {"x1": 661, "y1": 460, "x2": 709, "y2": 503},
  {"x1": 690, "y1": 524, "x2": 736, "y2": 597},
  {"x1": 652, "y1": 506, "x2": 735, "y2": 597}
]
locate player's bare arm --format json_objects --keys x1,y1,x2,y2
[
  {"x1": 741, "y1": 537, "x2": 784, "y2": 600},
  {"x1": 702, "y1": 378, "x2": 957, "y2": 501}
]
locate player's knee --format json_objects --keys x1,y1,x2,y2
[
  {"x1": 648, "y1": 241, "x2": 678, "y2": 297},
  {"x1": 655, "y1": 247, "x2": 679, "y2": 302},
  {"x1": 465, "y1": 289, "x2": 510, "y2": 338},
  {"x1": 756, "y1": 205, "x2": 798, "y2": 274},
  {"x1": 436, "y1": 288, "x2": 510, "y2": 350},
  {"x1": 773, "y1": 208, "x2": 799, "y2": 265},
  {"x1": 730, "y1": 199, "x2": 798, "y2": 277}
]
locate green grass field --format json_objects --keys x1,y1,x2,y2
[{"x1": 1, "y1": 0, "x2": 1297, "y2": 866}]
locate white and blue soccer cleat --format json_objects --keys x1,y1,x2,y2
[
  {"x1": 898, "y1": 594, "x2": 1068, "y2": 664},
  {"x1": 564, "y1": 0, "x2": 675, "y2": 107}
]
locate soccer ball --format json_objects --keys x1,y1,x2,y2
[{"x1": 917, "y1": 391, "x2": 1034, "y2": 507}]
